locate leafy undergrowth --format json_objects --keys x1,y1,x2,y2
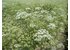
[{"x1": 2, "y1": 0, "x2": 68, "y2": 50}]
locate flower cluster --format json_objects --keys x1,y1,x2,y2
[{"x1": 34, "y1": 29, "x2": 53, "y2": 41}]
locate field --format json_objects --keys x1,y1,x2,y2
[{"x1": 2, "y1": 0, "x2": 68, "y2": 50}]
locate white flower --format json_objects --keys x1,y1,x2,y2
[
  {"x1": 45, "y1": 33, "x2": 53, "y2": 40},
  {"x1": 19, "y1": 11, "x2": 27, "y2": 16},
  {"x1": 48, "y1": 23, "x2": 56, "y2": 29},
  {"x1": 41, "y1": 10, "x2": 48, "y2": 14},
  {"x1": 16, "y1": 11, "x2": 27, "y2": 19},
  {"x1": 16, "y1": 11, "x2": 32, "y2": 19},
  {"x1": 47, "y1": 15, "x2": 54, "y2": 21},
  {"x1": 16, "y1": 16, "x2": 21, "y2": 19},
  {"x1": 35, "y1": 7, "x2": 41, "y2": 10},
  {"x1": 37, "y1": 29, "x2": 47, "y2": 34},
  {"x1": 60, "y1": 22, "x2": 64, "y2": 26},
  {"x1": 25, "y1": 7, "x2": 31, "y2": 10},
  {"x1": 43, "y1": 35, "x2": 47, "y2": 37},
  {"x1": 51, "y1": 11, "x2": 56, "y2": 15},
  {"x1": 14, "y1": 44, "x2": 21, "y2": 48},
  {"x1": 30, "y1": 23, "x2": 36, "y2": 28},
  {"x1": 24, "y1": 13, "x2": 31, "y2": 17},
  {"x1": 37, "y1": 35, "x2": 43, "y2": 38},
  {"x1": 34, "y1": 29, "x2": 53, "y2": 41}
]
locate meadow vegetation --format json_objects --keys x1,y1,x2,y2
[{"x1": 2, "y1": 0, "x2": 68, "y2": 50}]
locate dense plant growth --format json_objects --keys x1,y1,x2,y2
[{"x1": 2, "y1": 0, "x2": 68, "y2": 50}]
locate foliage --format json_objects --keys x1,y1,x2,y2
[{"x1": 2, "y1": 0, "x2": 67, "y2": 50}]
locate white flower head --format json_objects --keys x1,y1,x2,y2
[
  {"x1": 25, "y1": 7, "x2": 31, "y2": 10},
  {"x1": 34, "y1": 29, "x2": 53, "y2": 41},
  {"x1": 16, "y1": 11, "x2": 32, "y2": 19},
  {"x1": 48, "y1": 23, "x2": 56, "y2": 29},
  {"x1": 30, "y1": 23, "x2": 36, "y2": 28},
  {"x1": 14, "y1": 44, "x2": 21, "y2": 48},
  {"x1": 16, "y1": 11, "x2": 27, "y2": 19},
  {"x1": 51, "y1": 11, "x2": 56, "y2": 15},
  {"x1": 37, "y1": 29, "x2": 47, "y2": 34},
  {"x1": 24, "y1": 13, "x2": 31, "y2": 17},
  {"x1": 35, "y1": 7, "x2": 41, "y2": 10},
  {"x1": 16, "y1": 16, "x2": 21, "y2": 19},
  {"x1": 41, "y1": 10, "x2": 48, "y2": 14},
  {"x1": 47, "y1": 15, "x2": 54, "y2": 21}
]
